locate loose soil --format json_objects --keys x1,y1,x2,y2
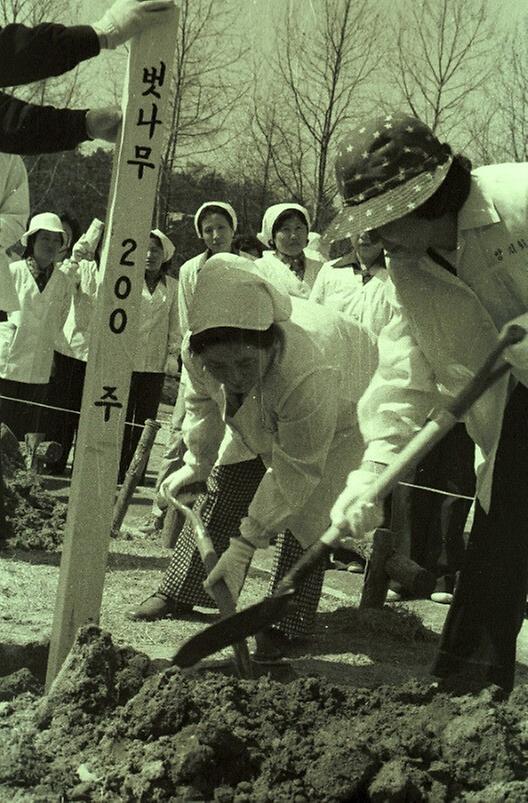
[
  {"x1": 1, "y1": 626, "x2": 528, "y2": 802},
  {"x1": 1, "y1": 407, "x2": 528, "y2": 800}
]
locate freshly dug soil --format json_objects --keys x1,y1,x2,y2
[
  {"x1": 1, "y1": 626, "x2": 527, "y2": 802},
  {"x1": 0, "y1": 430, "x2": 67, "y2": 550},
  {"x1": 3, "y1": 469, "x2": 67, "y2": 551}
]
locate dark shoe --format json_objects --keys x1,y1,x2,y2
[{"x1": 126, "y1": 593, "x2": 192, "y2": 621}]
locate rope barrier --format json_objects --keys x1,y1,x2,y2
[
  {"x1": 0, "y1": 395, "x2": 477, "y2": 502},
  {"x1": 0, "y1": 393, "x2": 147, "y2": 430},
  {"x1": 398, "y1": 480, "x2": 474, "y2": 502}
]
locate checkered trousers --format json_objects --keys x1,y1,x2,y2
[{"x1": 158, "y1": 458, "x2": 325, "y2": 638}]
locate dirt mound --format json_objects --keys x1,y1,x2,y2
[
  {"x1": 0, "y1": 428, "x2": 67, "y2": 550},
  {"x1": 1, "y1": 626, "x2": 527, "y2": 801},
  {"x1": 2, "y1": 468, "x2": 67, "y2": 550}
]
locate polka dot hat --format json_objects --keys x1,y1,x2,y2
[{"x1": 322, "y1": 112, "x2": 453, "y2": 247}]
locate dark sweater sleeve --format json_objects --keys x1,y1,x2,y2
[
  {"x1": 0, "y1": 23, "x2": 100, "y2": 87},
  {"x1": 0, "y1": 91, "x2": 89, "y2": 153}
]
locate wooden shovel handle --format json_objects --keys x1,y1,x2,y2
[
  {"x1": 170, "y1": 494, "x2": 253, "y2": 678},
  {"x1": 276, "y1": 324, "x2": 526, "y2": 592}
]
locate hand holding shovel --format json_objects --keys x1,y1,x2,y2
[
  {"x1": 167, "y1": 483, "x2": 253, "y2": 679},
  {"x1": 171, "y1": 323, "x2": 526, "y2": 670}
]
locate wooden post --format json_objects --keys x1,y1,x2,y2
[
  {"x1": 45, "y1": 9, "x2": 179, "y2": 690},
  {"x1": 111, "y1": 418, "x2": 161, "y2": 536}
]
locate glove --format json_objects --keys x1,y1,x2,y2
[
  {"x1": 160, "y1": 464, "x2": 203, "y2": 507},
  {"x1": 93, "y1": 0, "x2": 175, "y2": 49},
  {"x1": 85, "y1": 107, "x2": 122, "y2": 143},
  {"x1": 71, "y1": 220, "x2": 105, "y2": 263},
  {"x1": 330, "y1": 467, "x2": 384, "y2": 559},
  {"x1": 239, "y1": 516, "x2": 274, "y2": 549},
  {"x1": 204, "y1": 537, "x2": 256, "y2": 602}
]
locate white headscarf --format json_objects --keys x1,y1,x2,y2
[
  {"x1": 257, "y1": 203, "x2": 311, "y2": 248},
  {"x1": 193, "y1": 202, "x2": 238, "y2": 238},
  {"x1": 150, "y1": 228, "x2": 175, "y2": 262},
  {"x1": 188, "y1": 254, "x2": 292, "y2": 335}
]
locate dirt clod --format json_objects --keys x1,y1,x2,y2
[{"x1": 1, "y1": 625, "x2": 527, "y2": 801}]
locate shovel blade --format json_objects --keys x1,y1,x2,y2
[{"x1": 172, "y1": 589, "x2": 295, "y2": 669}]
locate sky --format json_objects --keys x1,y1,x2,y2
[{"x1": 77, "y1": 0, "x2": 528, "y2": 106}]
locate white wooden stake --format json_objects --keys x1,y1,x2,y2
[{"x1": 46, "y1": 9, "x2": 179, "y2": 689}]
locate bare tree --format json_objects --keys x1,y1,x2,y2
[
  {"x1": 155, "y1": 0, "x2": 248, "y2": 226},
  {"x1": 468, "y1": 20, "x2": 528, "y2": 163},
  {"x1": 384, "y1": 0, "x2": 498, "y2": 138},
  {"x1": 241, "y1": 0, "x2": 380, "y2": 229}
]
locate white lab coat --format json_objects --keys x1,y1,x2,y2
[
  {"x1": 181, "y1": 297, "x2": 378, "y2": 547},
  {"x1": 253, "y1": 250, "x2": 323, "y2": 299},
  {"x1": 178, "y1": 251, "x2": 209, "y2": 338},
  {"x1": 0, "y1": 260, "x2": 72, "y2": 383},
  {"x1": 133, "y1": 275, "x2": 180, "y2": 373},
  {"x1": 0, "y1": 154, "x2": 30, "y2": 313},
  {"x1": 358, "y1": 163, "x2": 528, "y2": 512},
  {"x1": 310, "y1": 261, "x2": 393, "y2": 337}
]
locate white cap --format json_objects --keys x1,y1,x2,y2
[
  {"x1": 193, "y1": 202, "x2": 238, "y2": 238},
  {"x1": 150, "y1": 228, "x2": 175, "y2": 263},
  {"x1": 21, "y1": 213, "x2": 67, "y2": 247},
  {"x1": 257, "y1": 203, "x2": 311, "y2": 247}
]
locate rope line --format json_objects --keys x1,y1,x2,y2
[
  {"x1": 0, "y1": 393, "x2": 146, "y2": 430},
  {"x1": 0, "y1": 396, "x2": 477, "y2": 502},
  {"x1": 398, "y1": 480, "x2": 474, "y2": 502}
]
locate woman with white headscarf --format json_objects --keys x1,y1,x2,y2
[
  {"x1": 254, "y1": 203, "x2": 324, "y2": 298},
  {"x1": 45, "y1": 228, "x2": 178, "y2": 478},
  {"x1": 128, "y1": 254, "x2": 377, "y2": 659},
  {"x1": 0, "y1": 212, "x2": 71, "y2": 438},
  {"x1": 141, "y1": 201, "x2": 239, "y2": 530},
  {"x1": 118, "y1": 228, "x2": 179, "y2": 482}
]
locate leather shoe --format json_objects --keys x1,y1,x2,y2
[{"x1": 126, "y1": 593, "x2": 192, "y2": 621}]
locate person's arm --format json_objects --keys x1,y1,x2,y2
[
  {"x1": 245, "y1": 366, "x2": 339, "y2": 536},
  {"x1": 180, "y1": 349, "x2": 226, "y2": 480},
  {"x1": 166, "y1": 278, "x2": 182, "y2": 358},
  {"x1": 0, "y1": 23, "x2": 99, "y2": 87},
  {"x1": 0, "y1": 92, "x2": 90, "y2": 153},
  {"x1": 358, "y1": 311, "x2": 439, "y2": 466}
]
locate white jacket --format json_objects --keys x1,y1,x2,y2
[
  {"x1": 310, "y1": 261, "x2": 393, "y2": 337},
  {"x1": 254, "y1": 250, "x2": 323, "y2": 299},
  {"x1": 178, "y1": 251, "x2": 208, "y2": 338},
  {"x1": 0, "y1": 260, "x2": 72, "y2": 383},
  {"x1": 133, "y1": 275, "x2": 180, "y2": 373},
  {"x1": 181, "y1": 297, "x2": 378, "y2": 547},
  {"x1": 358, "y1": 163, "x2": 528, "y2": 511},
  {"x1": 0, "y1": 154, "x2": 30, "y2": 313}
]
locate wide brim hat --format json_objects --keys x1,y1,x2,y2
[
  {"x1": 257, "y1": 203, "x2": 311, "y2": 247},
  {"x1": 322, "y1": 113, "x2": 453, "y2": 247},
  {"x1": 194, "y1": 202, "x2": 238, "y2": 238},
  {"x1": 150, "y1": 228, "x2": 175, "y2": 263},
  {"x1": 21, "y1": 212, "x2": 68, "y2": 246},
  {"x1": 188, "y1": 253, "x2": 292, "y2": 335}
]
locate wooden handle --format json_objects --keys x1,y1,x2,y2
[
  {"x1": 112, "y1": 418, "x2": 161, "y2": 533},
  {"x1": 171, "y1": 495, "x2": 253, "y2": 678},
  {"x1": 276, "y1": 540, "x2": 332, "y2": 594},
  {"x1": 285, "y1": 324, "x2": 527, "y2": 573}
]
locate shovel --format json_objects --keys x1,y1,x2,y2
[
  {"x1": 169, "y1": 490, "x2": 253, "y2": 679},
  {"x1": 171, "y1": 323, "x2": 525, "y2": 669}
]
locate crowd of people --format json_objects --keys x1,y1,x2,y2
[{"x1": 1, "y1": 2, "x2": 527, "y2": 696}]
